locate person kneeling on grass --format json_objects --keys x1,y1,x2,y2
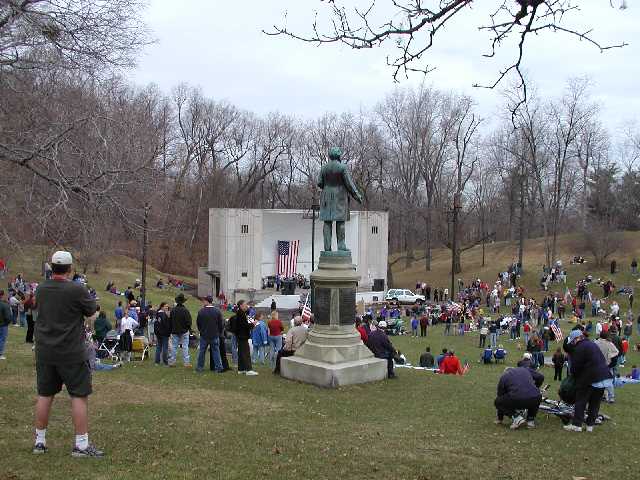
[{"x1": 494, "y1": 359, "x2": 544, "y2": 430}]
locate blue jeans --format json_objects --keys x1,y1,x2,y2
[
  {"x1": 252, "y1": 343, "x2": 267, "y2": 365},
  {"x1": 523, "y1": 333, "x2": 529, "y2": 345},
  {"x1": 155, "y1": 336, "x2": 169, "y2": 364},
  {"x1": 490, "y1": 333, "x2": 498, "y2": 348},
  {"x1": 268, "y1": 335, "x2": 282, "y2": 367},
  {"x1": 0, "y1": 325, "x2": 8, "y2": 355},
  {"x1": 231, "y1": 334, "x2": 238, "y2": 364},
  {"x1": 19, "y1": 311, "x2": 26, "y2": 328},
  {"x1": 95, "y1": 362, "x2": 118, "y2": 371},
  {"x1": 169, "y1": 332, "x2": 190, "y2": 365},
  {"x1": 197, "y1": 337, "x2": 222, "y2": 371}
]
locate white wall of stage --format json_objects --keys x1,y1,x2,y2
[{"x1": 202, "y1": 208, "x2": 388, "y2": 300}]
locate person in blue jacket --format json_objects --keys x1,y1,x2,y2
[{"x1": 251, "y1": 312, "x2": 269, "y2": 365}]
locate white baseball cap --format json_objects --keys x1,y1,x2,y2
[{"x1": 51, "y1": 251, "x2": 73, "y2": 265}]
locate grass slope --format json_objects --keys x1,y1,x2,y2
[
  {"x1": 393, "y1": 232, "x2": 640, "y2": 308},
  {"x1": 0, "y1": 241, "x2": 639, "y2": 479},
  {"x1": 1, "y1": 246, "x2": 201, "y2": 317}
]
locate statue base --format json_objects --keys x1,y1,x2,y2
[{"x1": 281, "y1": 250, "x2": 387, "y2": 388}]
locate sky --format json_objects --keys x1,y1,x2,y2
[{"x1": 130, "y1": 1, "x2": 640, "y2": 131}]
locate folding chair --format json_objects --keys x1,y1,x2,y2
[{"x1": 132, "y1": 336, "x2": 149, "y2": 361}]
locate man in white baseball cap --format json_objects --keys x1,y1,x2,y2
[
  {"x1": 32, "y1": 250, "x2": 103, "y2": 457},
  {"x1": 51, "y1": 250, "x2": 73, "y2": 266}
]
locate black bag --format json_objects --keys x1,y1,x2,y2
[
  {"x1": 227, "y1": 315, "x2": 237, "y2": 335},
  {"x1": 558, "y1": 375, "x2": 577, "y2": 405}
]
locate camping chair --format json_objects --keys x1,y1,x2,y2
[
  {"x1": 97, "y1": 330, "x2": 121, "y2": 362},
  {"x1": 494, "y1": 349, "x2": 506, "y2": 364},
  {"x1": 131, "y1": 336, "x2": 149, "y2": 361}
]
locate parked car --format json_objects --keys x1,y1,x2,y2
[{"x1": 384, "y1": 289, "x2": 425, "y2": 305}]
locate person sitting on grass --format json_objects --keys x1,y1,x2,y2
[
  {"x1": 494, "y1": 345, "x2": 507, "y2": 362},
  {"x1": 439, "y1": 350, "x2": 464, "y2": 375},
  {"x1": 366, "y1": 320, "x2": 397, "y2": 379},
  {"x1": 436, "y1": 348, "x2": 448, "y2": 368},
  {"x1": 481, "y1": 347, "x2": 494, "y2": 364},
  {"x1": 494, "y1": 360, "x2": 544, "y2": 430},
  {"x1": 419, "y1": 347, "x2": 434, "y2": 368},
  {"x1": 86, "y1": 335, "x2": 121, "y2": 372},
  {"x1": 274, "y1": 316, "x2": 308, "y2": 375},
  {"x1": 93, "y1": 306, "x2": 112, "y2": 345}
]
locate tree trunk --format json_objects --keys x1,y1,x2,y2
[
  {"x1": 405, "y1": 221, "x2": 414, "y2": 269},
  {"x1": 425, "y1": 207, "x2": 432, "y2": 271},
  {"x1": 481, "y1": 207, "x2": 486, "y2": 267},
  {"x1": 518, "y1": 175, "x2": 525, "y2": 271}
]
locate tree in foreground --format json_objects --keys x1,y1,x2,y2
[{"x1": 267, "y1": 1, "x2": 628, "y2": 113}]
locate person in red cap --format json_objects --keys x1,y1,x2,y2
[{"x1": 33, "y1": 251, "x2": 103, "y2": 457}]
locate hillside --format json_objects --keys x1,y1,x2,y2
[
  {"x1": 1, "y1": 246, "x2": 201, "y2": 317},
  {"x1": 392, "y1": 231, "x2": 640, "y2": 304}
]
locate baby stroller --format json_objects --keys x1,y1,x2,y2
[{"x1": 97, "y1": 329, "x2": 121, "y2": 362}]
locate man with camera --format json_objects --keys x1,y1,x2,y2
[{"x1": 32, "y1": 251, "x2": 102, "y2": 457}]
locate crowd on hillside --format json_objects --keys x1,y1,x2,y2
[{"x1": 1, "y1": 251, "x2": 639, "y2": 459}]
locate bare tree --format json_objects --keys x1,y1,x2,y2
[
  {"x1": 443, "y1": 96, "x2": 482, "y2": 279},
  {"x1": 266, "y1": 1, "x2": 626, "y2": 113},
  {"x1": 0, "y1": 0, "x2": 151, "y2": 71}
]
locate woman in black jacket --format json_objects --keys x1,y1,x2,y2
[
  {"x1": 564, "y1": 329, "x2": 612, "y2": 432},
  {"x1": 233, "y1": 300, "x2": 257, "y2": 375},
  {"x1": 154, "y1": 302, "x2": 171, "y2": 365}
]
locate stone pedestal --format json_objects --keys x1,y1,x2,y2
[{"x1": 281, "y1": 251, "x2": 387, "y2": 387}]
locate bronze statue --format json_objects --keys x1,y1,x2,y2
[{"x1": 317, "y1": 147, "x2": 363, "y2": 252}]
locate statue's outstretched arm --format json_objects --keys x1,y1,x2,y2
[{"x1": 343, "y1": 168, "x2": 363, "y2": 203}]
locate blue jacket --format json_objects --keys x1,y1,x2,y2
[
  {"x1": 570, "y1": 339, "x2": 612, "y2": 389},
  {"x1": 251, "y1": 320, "x2": 268, "y2": 346},
  {"x1": 497, "y1": 367, "x2": 542, "y2": 400}
]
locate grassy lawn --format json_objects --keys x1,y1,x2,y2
[
  {"x1": 1, "y1": 239, "x2": 640, "y2": 479},
  {"x1": 1, "y1": 319, "x2": 638, "y2": 480}
]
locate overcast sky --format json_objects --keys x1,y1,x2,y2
[{"x1": 130, "y1": 1, "x2": 639, "y2": 131}]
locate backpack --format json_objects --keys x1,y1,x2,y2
[
  {"x1": 227, "y1": 315, "x2": 237, "y2": 335},
  {"x1": 558, "y1": 375, "x2": 577, "y2": 405}
]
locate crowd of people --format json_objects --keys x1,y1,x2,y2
[{"x1": 1, "y1": 250, "x2": 638, "y2": 460}]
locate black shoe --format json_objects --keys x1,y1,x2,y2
[
  {"x1": 71, "y1": 444, "x2": 104, "y2": 458},
  {"x1": 32, "y1": 443, "x2": 48, "y2": 454}
]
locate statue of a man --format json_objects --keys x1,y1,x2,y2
[{"x1": 317, "y1": 147, "x2": 363, "y2": 252}]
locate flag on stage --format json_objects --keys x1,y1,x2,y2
[
  {"x1": 551, "y1": 323, "x2": 563, "y2": 342},
  {"x1": 301, "y1": 293, "x2": 312, "y2": 321},
  {"x1": 277, "y1": 240, "x2": 299, "y2": 277}
]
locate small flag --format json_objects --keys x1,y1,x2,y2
[
  {"x1": 301, "y1": 293, "x2": 312, "y2": 322},
  {"x1": 277, "y1": 240, "x2": 299, "y2": 278},
  {"x1": 551, "y1": 323, "x2": 563, "y2": 342}
]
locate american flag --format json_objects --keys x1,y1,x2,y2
[
  {"x1": 277, "y1": 240, "x2": 299, "y2": 277},
  {"x1": 301, "y1": 293, "x2": 312, "y2": 322},
  {"x1": 550, "y1": 323, "x2": 563, "y2": 342}
]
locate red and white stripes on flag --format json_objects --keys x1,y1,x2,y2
[
  {"x1": 551, "y1": 323, "x2": 563, "y2": 342},
  {"x1": 301, "y1": 293, "x2": 312, "y2": 322},
  {"x1": 277, "y1": 240, "x2": 299, "y2": 278}
]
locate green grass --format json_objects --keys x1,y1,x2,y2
[
  {"x1": 2, "y1": 241, "x2": 640, "y2": 479},
  {"x1": 1, "y1": 318, "x2": 639, "y2": 480}
]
